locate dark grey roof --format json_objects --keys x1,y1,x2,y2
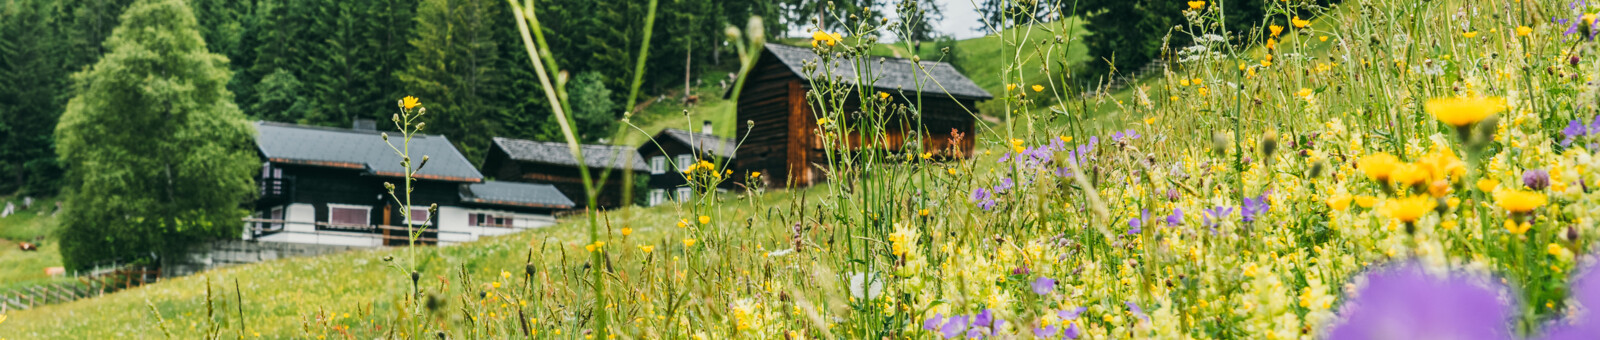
[
  {"x1": 492, "y1": 137, "x2": 649, "y2": 172},
  {"x1": 654, "y1": 128, "x2": 737, "y2": 159},
  {"x1": 460, "y1": 181, "x2": 574, "y2": 209},
  {"x1": 255, "y1": 121, "x2": 484, "y2": 182},
  {"x1": 760, "y1": 43, "x2": 993, "y2": 100}
]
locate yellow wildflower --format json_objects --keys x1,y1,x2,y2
[
  {"x1": 1354, "y1": 195, "x2": 1377, "y2": 208},
  {"x1": 1032, "y1": 84, "x2": 1045, "y2": 92},
  {"x1": 683, "y1": 238, "x2": 697, "y2": 247},
  {"x1": 1326, "y1": 194, "x2": 1352, "y2": 211},
  {"x1": 878, "y1": 92, "x2": 890, "y2": 100},
  {"x1": 1516, "y1": 26, "x2": 1532, "y2": 37},
  {"x1": 698, "y1": 215, "x2": 711, "y2": 224},
  {"x1": 1477, "y1": 179, "x2": 1500, "y2": 193},
  {"x1": 1269, "y1": 25, "x2": 1284, "y2": 37},
  {"x1": 1461, "y1": 31, "x2": 1478, "y2": 38},
  {"x1": 1291, "y1": 16, "x2": 1310, "y2": 29},
  {"x1": 1384, "y1": 195, "x2": 1437, "y2": 223},
  {"x1": 621, "y1": 227, "x2": 633, "y2": 236},
  {"x1": 1358, "y1": 153, "x2": 1400, "y2": 181},
  {"x1": 639, "y1": 245, "x2": 654, "y2": 253},
  {"x1": 677, "y1": 219, "x2": 689, "y2": 228},
  {"x1": 1187, "y1": 1, "x2": 1205, "y2": 10},
  {"x1": 1506, "y1": 220, "x2": 1532, "y2": 234},
  {"x1": 1388, "y1": 163, "x2": 1430, "y2": 187},
  {"x1": 1494, "y1": 189, "x2": 1547, "y2": 213},
  {"x1": 1548, "y1": 243, "x2": 1565, "y2": 257},
  {"x1": 401, "y1": 96, "x2": 420, "y2": 110},
  {"x1": 811, "y1": 31, "x2": 842, "y2": 47},
  {"x1": 1426, "y1": 97, "x2": 1506, "y2": 127}
]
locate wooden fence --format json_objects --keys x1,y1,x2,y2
[{"x1": 0, "y1": 267, "x2": 160, "y2": 313}]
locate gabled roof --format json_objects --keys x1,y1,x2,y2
[
  {"x1": 254, "y1": 121, "x2": 484, "y2": 182},
  {"x1": 747, "y1": 43, "x2": 993, "y2": 101},
  {"x1": 649, "y1": 128, "x2": 737, "y2": 159},
  {"x1": 491, "y1": 137, "x2": 649, "y2": 172},
  {"x1": 460, "y1": 181, "x2": 575, "y2": 209}
]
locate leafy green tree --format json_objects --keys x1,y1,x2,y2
[
  {"x1": 567, "y1": 71, "x2": 617, "y2": 142},
  {"x1": 251, "y1": 68, "x2": 311, "y2": 123},
  {"x1": 397, "y1": 0, "x2": 509, "y2": 161},
  {"x1": 54, "y1": 0, "x2": 257, "y2": 270}
]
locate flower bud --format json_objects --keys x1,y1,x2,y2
[
  {"x1": 745, "y1": 17, "x2": 766, "y2": 47},
  {"x1": 415, "y1": 122, "x2": 425, "y2": 131},
  {"x1": 1211, "y1": 132, "x2": 1229, "y2": 156},
  {"x1": 1260, "y1": 129, "x2": 1278, "y2": 159},
  {"x1": 1523, "y1": 169, "x2": 1550, "y2": 190},
  {"x1": 525, "y1": 263, "x2": 536, "y2": 277},
  {"x1": 724, "y1": 25, "x2": 742, "y2": 42}
]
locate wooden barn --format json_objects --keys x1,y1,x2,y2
[
  {"x1": 481, "y1": 137, "x2": 649, "y2": 209},
  {"x1": 730, "y1": 43, "x2": 992, "y2": 188},
  {"x1": 636, "y1": 121, "x2": 738, "y2": 206}
]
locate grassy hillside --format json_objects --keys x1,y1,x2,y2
[{"x1": 0, "y1": 196, "x2": 66, "y2": 292}]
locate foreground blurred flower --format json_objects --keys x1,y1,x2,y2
[
  {"x1": 1544, "y1": 259, "x2": 1600, "y2": 339},
  {"x1": 1241, "y1": 193, "x2": 1270, "y2": 223},
  {"x1": 1523, "y1": 169, "x2": 1551, "y2": 190},
  {"x1": 1426, "y1": 97, "x2": 1506, "y2": 127},
  {"x1": 1494, "y1": 189, "x2": 1548, "y2": 213},
  {"x1": 1327, "y1": 263, "x2": 1514, "y2": 339},
  {"x1": 811, "y1": 31, "x2": 842, "y2": 47},
  {"x1": 1187, "y1": 1, "x2": 1204, "y2": 10}
]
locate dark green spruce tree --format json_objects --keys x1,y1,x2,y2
[
  {"x1": 55, "y1": 0, "x2": 257, "y2": 269},
  {"x1": 0, "y1": 0, "x2": 69, "y2": 193},
  {"x1": 396, "y1": 0, "x2": 509, "y2": 161}
]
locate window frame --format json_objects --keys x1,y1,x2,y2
[
  {"x1": 407, "y1": 206, "x2": 431, "y2": 226},
  {"x1": 648, "y1": 189, "x2": 665, "y2": 206},
  {"x1": 325, "y1": 203, "x2": 371, "y2": 227},
  {"x1": 675, "y1": 187, "x2": 692, "y2": 203},
  {"x1": 675, "y1": 154, "x2": 693, "y2": 171},
  {"x1": 650, "y1": 156, "x2": 666, "y2": 174}
]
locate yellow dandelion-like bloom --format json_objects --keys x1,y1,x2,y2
[
  {"x1": 878, "y1": 92, "x2": 890, "y2": 100},
  {"x1": 1477, "y1": 179, "x2": 1500, "y2": 193},
  {"x1": 1187, "y1": 1, "x2": 1205, "y2": 10},
  {"x1": 1295, "y1": 88, "x2": 1313, "y2": 100},
  {"x1": 1179, "y1": 79, "x2": 1191, "y2": 86},
  {"x1": 1494, "y1": 189, "x2": 1547, "y2": 213},
  {"x1": 1388, "y1": 163, "x2": 1430, "y2": 187},
  {"x1": 1269, "y1": 25, "x2": 1284, "y2": 37},
  {"x1": 1354, "y1": 195, "x2": 1377, "y2": 209},
  {"x1": 683, "y1": 238, "x2": 697, "y2": 247},
  {"x1": 1505, "y1": 220, "x2": 1532, "y2": 234},
  {"x1": 1326, "y1": 194, "x2": 1353, "y2": 211},
  {"x1": 1516, "y1": 26, "x2": 1532, "y2": 37},
  {"x1": 811, "y1": 31, "x2": 842, "y2": 47},
  {"x1": 639, "y1": 245, "x2": 654, "y2": 253},
  {"x1": 698, "y1": 215, "x2": 711, "y2": 224},
  {"x1": 1384, "y1": 195, "x2": 1437, "y2": 223},
  {"x1": 1291, "y1": 16, "x2": 1311, "y2": 29},
  {"x1": 621, "y1": 227, "x2": 633, "y2": 236},
  {"x1": 1032, "y1": 84, "x2": 1045, "y2": 92},
  {"x1": 1319, "y1": 35, "x2": 1329, "y2": 42},
  {"x1": 401, "y1": 96, "x2": 420, "y2": 110},
  {"x1": 1426, "y1": 97, "x2": 1506, "y2": 127},
  {"x1": 1461, "y1": 31, "x2": 1478, "y2": 38},
  {"x1": 677, "y1": 219, "x2": 689, "y2": 228},
  {"x1": 1548, "y1": 243, "x2": 1566, "y2": 257},
  {"x1": 1006, "y1": 83, "x2": 1017, "y2": 92},
  {"x1": 1060, "y1": 135, "x2": 1073, "y2": 143},
  {"x1": 501, "y1": 270, "x2": 511, "y2": 279},
  {"x1": 1358, "y1": 153, "x2": 1400, "y2": 181},
  {"x1": 817, "y1": 118, "x2": 831, "y2": 126}
]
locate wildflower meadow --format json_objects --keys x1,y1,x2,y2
[{"x1": 8, "y1": 0, "x2": 1600, "y2": 339}]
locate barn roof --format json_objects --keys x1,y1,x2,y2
[
  {"x1": 254, "y1": 121, "x2": 483, "y2": 182},
  {"x1": 752, "y1": 43, "x2": 993, "y2": 101},
  {"x1": 649, "y1": 128, "x2": 737, "y2": 159},
  {"x1": 460, "y1": 181, "x2": 575, "y2": 209},
  {"x1": 491, "y1": 137, "x2": 649, "y2": 172}
]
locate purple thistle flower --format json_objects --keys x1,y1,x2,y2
[
  {"x1": 1166, "y1": 207, "x2": 1183, "y2": 226},
  {"x1": 1326, "y1": 262, "x2": 1514, "y2": 340},
  {"x1": 1012, "y1": 266, "x2": 1030, "y2": 276},
  {"x1": 1241, "y1": 194, "x2": 1270, "y2": 223},
  {"x1": 1524, "y1": 169, "x2": 1551, "y2": 191},
  {"x1": 1032, "y1": 277, "x2": 1057, "y2": 295}
]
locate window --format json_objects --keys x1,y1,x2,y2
[
  {"x1": 409, "y1": 207, "x2": 430, "y2": 225},
  {"x1": 327, "y1": 204, "x2": 370, "y2": 226},
  {"x1": 468, "y1": 213, "x2": 513, "y2": 227},
  {"x1": 650, "y1": 156, "x2": 666, "y2": 174},
  {"x1": 648, "y1": 189, "x2": 666, "y2": 206},
  {"x1": 269, "y1": 206, "x2": 284, "y2": 230},
  {"x1": 676, "y1": 187, "x2": 692, "y2": 203},
  {"x1": 676, "y1": 154, "x2": 693, "y2": 171}
]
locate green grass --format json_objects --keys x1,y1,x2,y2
[
  {"x1": 0, "y1": 186, "x2": 820, "y2": 338},
  {"x1": 0, "y1": 195, "x2": 66, "y2": 293}
]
